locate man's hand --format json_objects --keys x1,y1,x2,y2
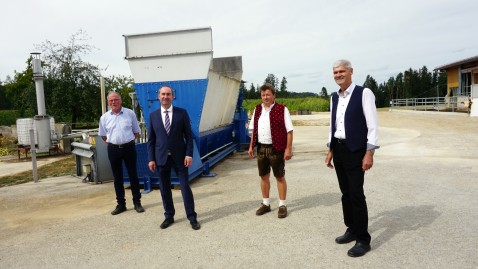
[
  {"x1": 325, "y1": 150, "x2": 334, "y2": 169},
  {"x1": 184, "y1": 157, "x2": 192, "y2": 167},
  {"x1": 248, "y1": 146, "x2": 255, "y2": 158},
  {"x1": 148, "y1": 161, "x2": 156, "y2": 172},
  {"x1": 362, "y1": 151, "x2": 374, "y2": 171},
  {"x1": 284, "y1": 148, "x2": 292, "y2": 160}
]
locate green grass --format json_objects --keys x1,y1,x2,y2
[
  {"x1": 243, "y1": 97, "x2": 329, "y2": 113},
  {"x1": 0, "y1": 155, "x2": 76, "y2": 188}
]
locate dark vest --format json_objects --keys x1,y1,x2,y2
[
  {"x1": 252, "y1": 103, "x2": 287, "y2": 152},
  {"x1": 331, "y1": 85, "x2": 368, "y2": 152}
]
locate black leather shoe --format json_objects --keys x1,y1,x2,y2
[
  {"x1": 111, "y1": 205, "x2": 127, "y2": 215},
  {"x1": 134, "y1": 203, "x2": 145, "y2": 213},
  {"x1": 190, "y1": 220, "x2": 201, "y2": 230},
  {"x1": 160, "y1": 218, "x2": 174, "y2": 229},
  {"x1": 335, "y1": 231, "x2": 357, "y2": 244},
  {"x1": 347, "y1": 242, "x2": 371, "y2": 257}
]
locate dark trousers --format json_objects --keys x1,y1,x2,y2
[
  {"x1": 157, "y1": 156, "x2": 197, "y2": 222},
  {"x1": 333, "y1": 142, "x2": 371, "y2": 244},
  {"x1": 107, "y1": 143, "x2": 142, "y2": 206}
]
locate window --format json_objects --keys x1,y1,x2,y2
[{"x1": 459, "y1": 72, "x2": 471, "y2": 96}]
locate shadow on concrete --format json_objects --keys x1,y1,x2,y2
[
  {"x1": 199, "y1": 199, "x2": 257, "y2": 224},
  {"x1": 288, "y1": 192, "x2": 341, "y2": 213},
  {"x1": 369, "y1": 205, "x2": 441, "y2": 249}
]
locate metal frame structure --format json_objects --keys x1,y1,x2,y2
[{"x1": 122, "y1": 27, "x2": 250, "y2": 191}]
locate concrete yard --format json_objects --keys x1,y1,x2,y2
[{"x1": 0, "y1": 111, "x2": 477, "y2": 268}]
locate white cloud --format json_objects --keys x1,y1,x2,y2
[{"x1": 1, "y1": 0, "x2": 477, "y2": 94}]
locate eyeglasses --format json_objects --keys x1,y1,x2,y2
[{"x1": 108, "y1": 99, "x2": 121, "y2": 102}]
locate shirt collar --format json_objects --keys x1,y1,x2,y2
[
  {"x1": 109, "y1": 107, "x2": 124, "y2": 115},
  {"x1": 337, "y1": 83, "x2": 356, "y2": 97},
  {"x1": 161, "y1": 105, "x2": 173, "y2": 113},
  {"x1": 261, "y1": 102, "x2": 275, "y2": 110}
]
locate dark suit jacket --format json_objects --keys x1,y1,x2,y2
[{"x1": 147, "y1": 106, "x2": 194, "y2": 166}]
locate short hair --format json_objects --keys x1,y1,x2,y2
[
  {"x1": 107, "y1": 91, "x2": 121, "y2": 100},
  {"x1": 259, "y1": 83, "x2": 276, "y2": 95},
  {"x1": 159, "y1": 85, "x2": 174, "y2": 96},
  {"x1": 333, "y1": 59, "x2": 353, "y2": 70}
]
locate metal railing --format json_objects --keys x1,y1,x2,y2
[{"x1": 390, "y1": 97, "x2": 462, "y2": 112}]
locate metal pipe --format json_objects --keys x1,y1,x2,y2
[
  {"x1": 30, "y1": 129, "x2": 38, "y2": 183},
  {"x1": 200, "y1": 142, "x2": 233, "y2": 160},
  {"x1": 71, "y1": 142, "x2": 93, "y2": 150},
  {"x1": 100, "y1": 77, "x2": 106, "y2": 114}
]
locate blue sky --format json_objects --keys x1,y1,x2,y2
[{"x1": 1, "y1": 0, "x2": 477, "y2": 94}]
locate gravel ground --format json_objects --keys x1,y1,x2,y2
[{"x1": 0, "y1": 111, "x2": 477, "y2": 269}]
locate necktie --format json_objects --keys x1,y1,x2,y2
[{"x1": 164, "y1": 110, "x2": 170, "y2": 134}]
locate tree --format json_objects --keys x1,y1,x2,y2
[
  {"x1": 35, "y1": 30, "x2": 102, "y2": 127},
  {"x1": 104, "y1": 75, "x2": 134, "y2": 108},
  {"x1": 364, "y1": 75, "x2": 389, "y2": 107},
  {"x1": 264, "y1": 74, "x2": 279, "y2": 90},
  {"x1": 395, "y1": 72, "x2": 404, "y2": 99},
  {"x1": 418, "y1": 66, "x2": 433, "y2": 97},
  {"x1": 437, "y1": 71, "x2": 447, "y2": 96},
  {"x1": 3, "y1": 57, "x2": 37, "y2": 117},
  {"x1": 279, "y1": 76, "x2": 288, "y2": 97},
  {"x1": 247, "y1": 83, "x2": 257, "y2": 99},
  {"x1": 363, "y1": 75, "x2": 378, "y2": 94},
  {"x1": 320, "y1": 87, "x2": 328, "y2": 99}
]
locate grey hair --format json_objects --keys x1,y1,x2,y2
[
  {"x1": 107, "y1": 91, "x2": 121, "y2": 100},
  {"x1": 333, "y1": 59, "x2": 353, "y2": 70}
]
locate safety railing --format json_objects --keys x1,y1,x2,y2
[{"x1": 390, "y1": 97, "x2": 460, "y2": 112}]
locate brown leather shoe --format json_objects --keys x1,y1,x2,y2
[
  {"x1": 278, "y1": 205, "x2": 287, "y2": 218},
  {"x1": 255, "y1": 203, "x2": 271, "y2": 216}
]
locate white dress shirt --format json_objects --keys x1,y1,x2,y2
[
  {"x1": 99, "y1": 107, "x2": 140, "y2": 145},
  {"x1": 249, "y1": 103, "x2": 294, "y2": 144},
  {"x1": 328, "y1": 84, "x2": 379, "y2": 150}
]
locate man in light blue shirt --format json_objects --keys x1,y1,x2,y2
[{"x1": 99, "y1": 91, "x2": 144, "y2": 215}]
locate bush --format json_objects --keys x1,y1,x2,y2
[
  {"x1": 0, "y1": 110, "x2": 19, "y2": 126},
  {"x1": 0, "y1": 136, "x2": 17, "y2": 156}
]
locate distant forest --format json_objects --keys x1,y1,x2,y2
[{"x1": 243, "y1": 68, "x2": 448, "y2": 108}]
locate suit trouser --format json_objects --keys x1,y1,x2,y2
[
  {"x1": 107, "y1": 143, "x2": 142, "y2": 206},
  {"x1": 157, "y1": 156, "x2": 197, "y2": 221},
  {"x1": 333, "y1": 143, "x2": 371, "y2": 244}
]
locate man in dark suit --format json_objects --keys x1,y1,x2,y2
[
  {"x1": 325, "y1": 59, "x2": 379, "y2": 257},
  {"x1": 147, "y1": 86, "x2": 200, "y2": 230}
]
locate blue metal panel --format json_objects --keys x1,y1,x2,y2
[
  {"x1": 134, "y1": 79, "x2": 208, "y2": 138},
  {"x1": 123, "y1": 141, "x2": 203, "y2": 186},
  {"x1": 122, "y1": 142, "x2": 151, "y2": 185},
  {"x1": 199, "y1": 125, "x2": 234, "y2": 157}
]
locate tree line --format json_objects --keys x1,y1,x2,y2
[{"x1": 244, "y1": 67, "x2": 447, "y2": 109}]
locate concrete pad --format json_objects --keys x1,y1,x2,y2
[{"x1": 0, "y1": 111, "x2": 477, "y2": 268}]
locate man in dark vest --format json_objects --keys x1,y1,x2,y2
[
  {"x1": 248, "y1": 83, "x2": 294, "y2": 219},
  {"x1": 325, "y1": 59, "x2": 379, "y2": 257}
]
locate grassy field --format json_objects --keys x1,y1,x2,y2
[
  {"x1": 243, "y1": 97, "x2": 329, "y2": 113},
  {"x1": 0, "y1": 155, "x2": 76, "y2": 188}
]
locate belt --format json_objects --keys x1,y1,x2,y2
[
  {"x1": 108, "y1": 140, "x2": 135, "y2": 148},
  {"x1": 335, "y1": 138, "x2": 347, "y2": 144},
  {"x1": 258, "y1": 143, "x2": 273, "y2": 148}
]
